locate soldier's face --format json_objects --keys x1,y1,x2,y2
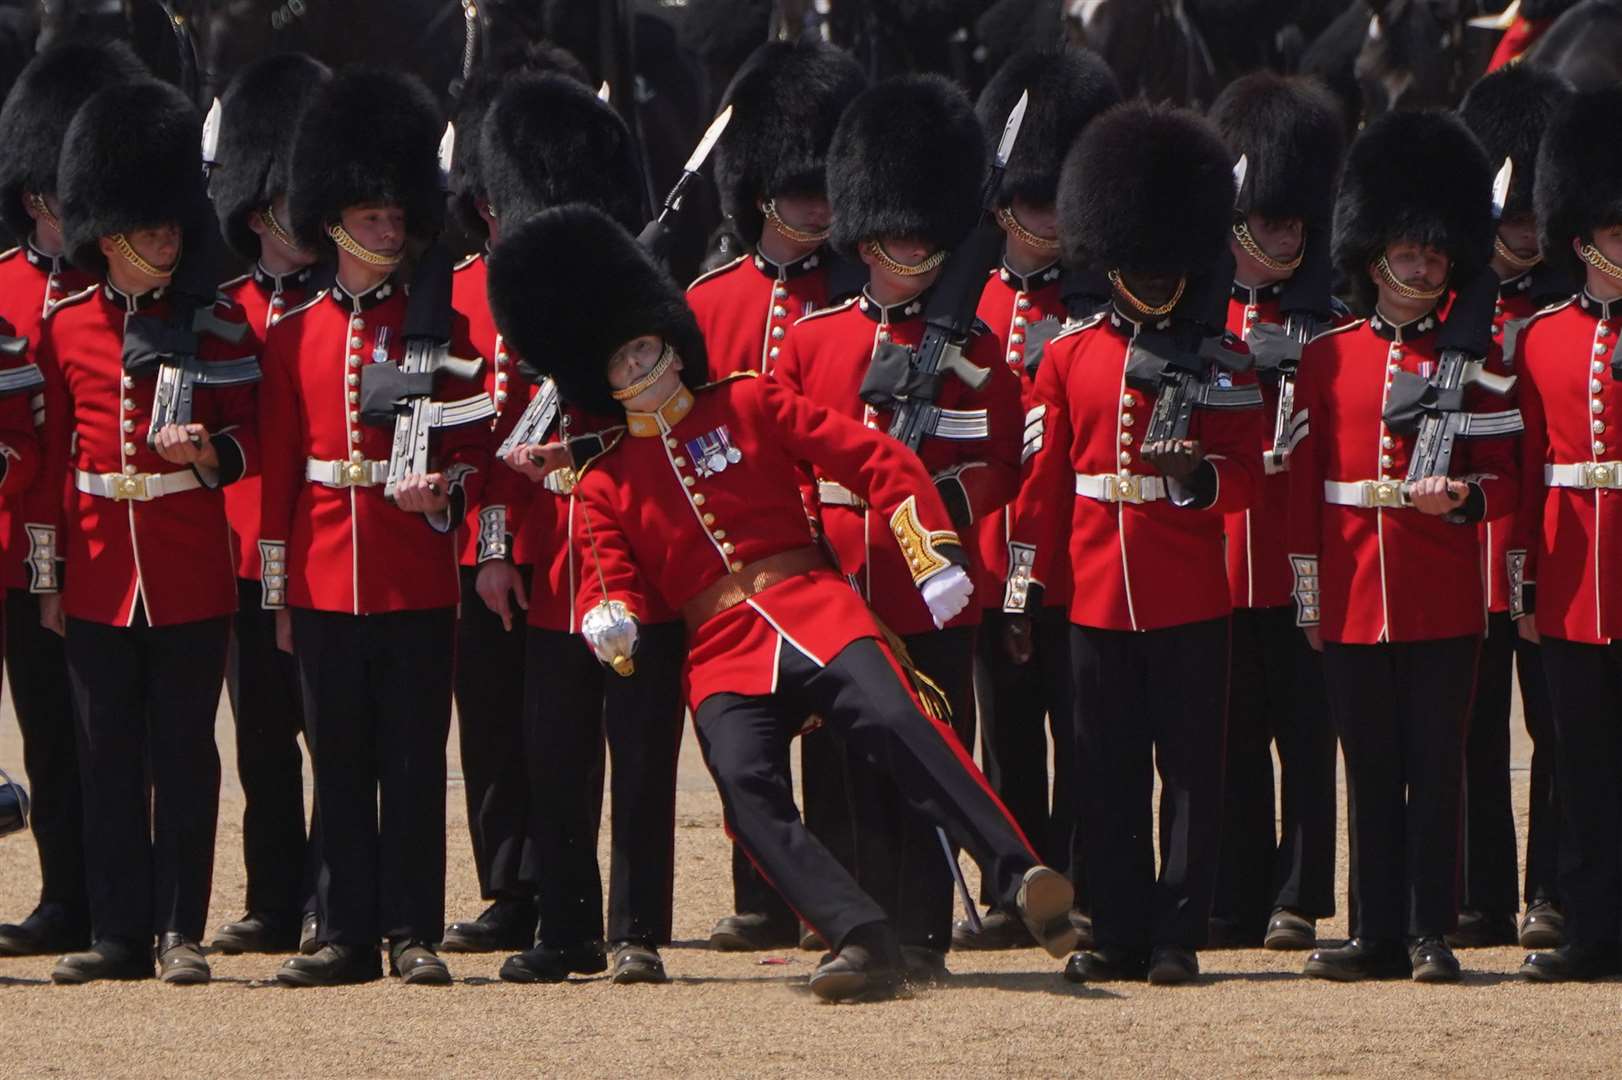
[
  {"x1": 1115, "y1": 270, "x2": 1181, "y2": 309},
  {"x1": 1380, "y1": 241, "x2": 1449, "y2": 291},
  {"x1": 607, "y1": 334, "x2": 684, "y2": 410},
  {"x1": 861, "y1": 235, "x2": 944, "y2": 296},
  {"x1": 1009, "y1": 197, "x2": 1058, "y2": 241},
  {"x1": 1579, "y1": 226, "x2": 1622, "y2": 296},
  {"x1": 1497, "y1": 213, "x2": 1538, "y2": 262},
  {"x1": 1246, "y1": 214, "x2": 1304, "y2": 263},
  {"x1": 341, "y1": 204, "x2": 405, "y2": 257},
  {"x1": 770, "y1": 192, "x2": 830, "y2": 234},
  {"x1": 22, "y1": 191, "x2": 63, "y2": 249},
  {"x1": 124, "y1": 224, "x2": 182, "y2": 272}
]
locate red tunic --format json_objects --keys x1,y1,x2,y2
[
  {"x1": 686, "y1": 250, "x2": 832, "y2": 378},
  {"x1": 220, "y1": 264, "x2": 317, "y2": 580},
  {"x1": 1481, "y1": 273, "x2": 1541, "y2": 615},
  {"x1": 35, "y1": 283, "x2": 260, "y2": 627},
  {"x1": 1224, "y1": 282, "x2": 1295, "y2": 610},
  {"x1": 258, "y1": 277, "x2": 490, "y2": 615},
  {"x1": 1510, "y1": 291, "x2": 1622, "y2": 644},
  {"x1": 574, "y1": 374, "x2": 963, "y2": 711},
  {"x1": 1287, "y1": 309, "x2": 1520, "y2": 644},
  {"x1": 1008, "y1": 306, "x2": 1265, "y2": 631},
  {"x1": 0, "y1": 243, "x2": 93, "y2": 591},
  {"x1": 971, "y1": 261, "x2": 1073, "y2": 612},
  {"x1": 771, "y1": 290, "x2": 1022, "y2": 636}
]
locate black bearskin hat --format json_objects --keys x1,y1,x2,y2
[
  {"x1": 1333, "y1": 109, "x2": 1494, "y2": 313},
  {"x1": 975, "y1": 47, "x2": 1120, "y2": 209},
  {"x1": 449, "y1": 41, "x2": 589, "y2": 240},
  {"x1": 211, "y1": 53, "x2": 332, "y2": 261},
  {"x1": 480, "y1": 72, "x2": 643, "y2": 234},
  {"x1": 1536, "y1": 85, "x2": 1622, "y2": 282},
  {"x1": 487, "y1": 203, "x2": 709, "y2": 416},
  {"x1": 827, "y1": 74, "x2": 985, "y2": 256},
  {"x1": 1209, "y1": 70, "x2": 1344, "y2": 226},
  {"x1": 1058, "y1": 102, "x2": 1235, "y2": 277},
  {"x1": 286, "y1": 66, "x2": 445, "y2": 252},
  {"x1": 713, "y1": 38, "x2": 866, "y2": 245},
  {"x1": 58, "y1": 79, "x2": 207, "y2": 277},
  {"x1": 0, "y1": 40, "x2": 147, "y2": 242},
  {"x1": 1459, "y1": 64, "x2": 1574, "y2": 220}
]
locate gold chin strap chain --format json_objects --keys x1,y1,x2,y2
[
  {"x1": 27, "y1": 193, "x2": 60, "y2": 231},
  {"x1": 1581, "y1": 243, "x2": 1622, "y2": 283},
  {"x1": 259, "y1": 205, "x2": 306, "y2": 255},
  {"x1": 996, "y1": 206, "x2": 1060, "y2": 253},
  {"x1": 1495, "y1": 236, "x2": 1542, "y2": 271},
  {"x1": 1374, "y1": 255, "x2": 1447, "y2": 302},
  {"x1": 762, "y1": 200, "x2": 830, "y2": 245},
  {"x1": 109, "y1": 233, "x2": 177, "y2": 281},
  {"x1": 328, "y1": 222, "x2": 403, "y2": 268},
  {"x1": 1108, "y1": 268, "x2": 1186, "y2": 317},
  {"x1": 609, "y1": 344, "x2": 676, "y2": 402},
  {"x1": 864, "y1": 239, "x2": 947, "y2": 278},
  {"x1": 1233, "y1": 220, "x2": 1304, "y2": 274}
]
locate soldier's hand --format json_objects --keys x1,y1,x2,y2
[
  {"x1": 1142, "y1": 437, "x2": 1205, "y2": 481},
  {"x1": 476, "y1": 560, "x2": 529, "y2": 632},
  {"x1": 153, "y1": 423, "x2": 217, "y2": 468},
  {"x1": 1303, "y1": 625, "x2": 1323, "y2": 653},
  {"x1": 1517, "y1": 614, "x2": 1540, "y2": 644},
  {"x1": 39, "y1": 593, "x2": 64, "y2": 638},
  {"x1": 1409, "y1": 476, "x2": 1467, "y2": 516},
  {"x1": 396, "y1": 472, "x2": 450, "y2": 514},
  {"x1": 275, "y1": 609, "x2": 292, "y2": 654},
  {"x1": 1003, "y1": 613, "x2": 1034, "y2": 664},
  {"x1": 502, "y1": 443, "x2": 556, "y2": 484}
]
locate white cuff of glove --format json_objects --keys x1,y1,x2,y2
[{"x1": 921, "y1": 564, "x2": 974, "y2": 628}]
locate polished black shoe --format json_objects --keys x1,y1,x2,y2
[
  {"x1": 211, "y1": 911, "x2": 300, "y2": 955},
  {"x1": 439, "y1": 898, "x2": 537, "y2": 953},
  {"x1": 1063, "y1": 946, "x2": 1149, "y2": 983},
  {"x1": 707, "y1": 912, "x2": 799, "y2": 952},
  {"x1": 899, "y1": 945, "x2": 951, "y2": 986},
  {"x1": 1148, "y1": 945, "x2": 1199, "y2": 985},
  {"x1": 610, "y1": 942, "x2": 669, "y2": 985},
  {"x1": 51, "y1": 937, "x2": 154, "y2": 984},
  {"x1": 389, "y1": 939, "x2": 451, "y2": 985},
  {"x1": 1016, "y1": 866, "x2": 1080, "y2": 959},
  {"x1": 298, "y1": 912, "x2": 319, "y2": 955},
  {"x1": 498, "y1": 940, "x2": 608, "y2": 984},
  {"x1": 1518, "y1": 901, "x2": 1566, "y2": 951},
  {"x1": 0, "y1": 901, "x2": 91, "y2": 957},
  {"x1": 276, "y1": 943, "x2": 383, "y2": 987},
  {"x1": 157, "y1": 933, "x2": 210, "y2": 985},
  {"x1": 951, "y1": 909, "x2": 1034, "y2": 950},
  {"x1": 1519, "y1": 941, "x2": 1621, "y2": 983},
  {"x1": 1446, "y1": 909, "x2": 1517, "y2": 949},
  {"x1": 1206, "y1": 918, "x2": 1263, "y2": 949},
  {"x1": 1408, "y1": 936, "x2": 1462, "y2": 983},
  {"x1": 1302, "y1": 937, "x2": 1409, "y2": 982},
  {"x1": 1263, "y1": 908, "x2": 1317, "y2": 951},
  {"x1": 808, "y1": 933, "x2": 903, "y2": 1004},
  {"x1": 799, "y1": 923, "x2": 827, "y2": 952}
]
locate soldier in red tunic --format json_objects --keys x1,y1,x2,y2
[
  {"x1": 40, "y1": 80, "x2": 261, "y2": 985},
  {"x1": 488, "y1": 202, "x2": 1078, "y2": 1002},
  {"x1": 689, "y1": 38, "x2": 867, "y2": 953},
  {"x1": 263, "y1": 68, "x2": 487, "y2": 987},
  {"x1": 1007, "y1": 103, "x2": 1265, "y2": 986},
  {"x1": 958, "y1": 45, "x2": 1119, "y2": 953},
  {"x1": 1454, "y1": 63, "x2": 1575, "y2": 953},
  {"x1": 1292, "y1": 110, "x2": 1517, "y2": 983},
  {"x1": 0, "y1": 39, "x2": 145, "y2": 959},
  {"x1": 1513, "y1": 85, "x2": 1622, "y2": 982},
  {"x1": 1205, "y1": 71, "x2": 1344, "y2": 953},
  {"x1": 205, "y1": 51, "x2": 332, "y2": 960}
]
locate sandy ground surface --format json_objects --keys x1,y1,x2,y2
[{"x1": 3, "y1": 668, "x2": 1620, "y2": 1079}]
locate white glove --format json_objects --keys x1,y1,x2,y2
[
  {"x1": 581, "y1": 599, "x2": 639, "y2": 676},
  {"x1": 921, "y1": 564, "x2": 974, "y2": 629}
]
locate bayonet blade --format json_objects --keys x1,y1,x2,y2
[
  {"x1": 438, "y1": 121, "x2": 457, "y2": 189},
  {"x1": 1491, "y1": 156, "x2": 1514, "y2": 221},
  {"x1": 598, "y1": 81, "x2": 612, "y2": 103},
  {"x1": 685, "y1": 105, "x2": 733, "y2": 174},
  {"x1": 201, "y1": 97, "x2": 222, "y2": 165},
  {"x1": 994, "y1": 90, "x2": 1029, "y2": 170},
  {"x1": 1232, "y1": 153, "x2": 1249, "y2": 204}
]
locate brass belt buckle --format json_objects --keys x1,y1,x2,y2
[
  {"x1": 113, "y1": 473, "x2": 149, "y2": 501},
  {"x1": 1366, "y1": 480, "x2": 1404, "y2": 508},
  {"x1": 343, "y1": 461, "x2": 369, "y2": 486},
  {"x1": 1585, "y1": 462, "x2": 1618, "y2": 489},
  {"x1": 1112, "y1": 474, "x2": 1142, "y2": 504}
]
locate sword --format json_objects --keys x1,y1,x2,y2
[{"x1": 635, "y1": 105, "x2": 733, "y2": 252}]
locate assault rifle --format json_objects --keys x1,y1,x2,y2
[{"x1": 1244, "y1": 224, "x2": 1335, "y2": 471}]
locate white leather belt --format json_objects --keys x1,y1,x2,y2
[
  {"x1": 75, "y1": 468, "x2": 201, "y2": 502},
  {"x1": 1075, "y1": 472, "x2": 1167, "y2": 504},
  {"x1": 307, "y1": 457, "x2": 388, "y2": 488},
  {"x1": 1547, "y1": 462, "x2": 1622, "y2": 490},
  {"x1": 817, "y1": 480, "x2": 866, "y2": 508},
  {"x1": 1324, "y1": 478, "x2": 1410, "y2": 508}
]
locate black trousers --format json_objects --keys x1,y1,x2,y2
[
  {"x1": 5, "y1": 590, "x2": 88, "y2": 925},
  {"x1": 452, "y1": 564, "x2": 535, "y2": 900},
  {"x1": 1537, "y1": 635, "x2": 1622, "y2": 946},
  {"x1": 1213, "y1": 606, "x2": 1337, "y2": 932},
  {"x1": 292, "y1": 607, "x2": 454, "y2": 946},
  {"x1": 227, "y1": 578, "x2": 316, "y2": 919},
  {"x1": 65, "y1": 614, "x2": 228, "y2": 943},
  {"x1": 1322, "y1": 635, "x2": 1479, "y2": 940},
  {"x1": 694, "y1": 636, "x2": 1036, "y2": 953},
  {"x1": 975, "y1": 607, "x2": 1080, "y2": 904},
  {"x1": 525, "y1": 623, "x2": 685, "y2": 948},
  {"x1": 1071, "y1": 618, "x2": 1229, "y2": 951},
  {"x1": 1517, "y1": 635, "x2": 1560, "y2": 906}
]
